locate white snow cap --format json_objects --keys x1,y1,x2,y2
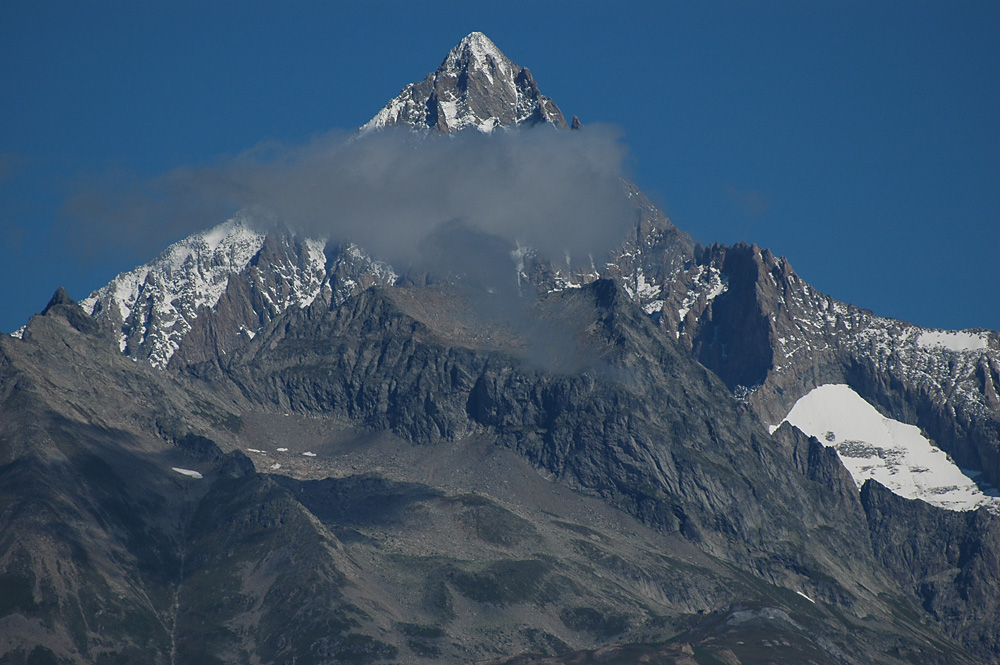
[
  {"x1": 441, "y1": 32, "x2": 512, "y2": 72},
  {"x1": 360, "y1": 30, "x2": 565, "y2": 135}
]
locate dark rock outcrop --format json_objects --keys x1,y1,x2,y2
[{"x1": 862, "y1": 480, "x2": 1000, "y2": 660}]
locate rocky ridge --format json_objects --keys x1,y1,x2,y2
[{"x1": 651, "y1": 243, "x2": 1000, "y2": 494}]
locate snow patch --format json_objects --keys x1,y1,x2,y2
[
  {"x1": 634, "y1": 268, "x2": 660, "y2": 301},
  {"x1": 917, "y1": 330, "x2": 988, "y2": 352},
  {"x1": 201, "y1": 224, "x2": 234, "y2": 251},
  {"x1": 171, "y1": 467, "x2": 203, "y2": 479},
  {"x1": 677, "y1": 265, "x2": 728, "y2": 323},
  {"x1": 439, "y1": 100, "x2": 458, "y2": 129},
  {"x1": 643, "y1": 300, "x2": 664, "y2": 315},
  {"x1": 302, "y1": 451, "x2": 317, "y2": 457},
  {"x1": 778, "y1": 384, "x2": 1000, "y2": 512}
]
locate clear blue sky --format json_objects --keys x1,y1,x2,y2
[{"x1": 2, "y1": 1, "x2": 998, "y2": 334}]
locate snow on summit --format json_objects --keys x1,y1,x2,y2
[
  {"x1": 439, "y1": 31, "x2": 512, "y2": 83},
  {"x1": 76, "y1": 209, "x2": 338, "y2": 370},
  {"x1": 360, "y1": 31, "x2": 567, "y2": 135}
]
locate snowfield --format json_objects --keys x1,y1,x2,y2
[
  {"x1": 916, "y1": 330, "x2": 989, "y2": 352},
  {"x1": 777, "y1": 384, "x2": 1000, "y2": 513}
]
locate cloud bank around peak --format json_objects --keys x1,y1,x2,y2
[{"x1": 65, "y1": 125, "x2": 636, "y2": 273}]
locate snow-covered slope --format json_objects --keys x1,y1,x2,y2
[
  {"x1": 778, "y1": 384, "x2": 1000, "y2": 512},
  {"x1": 80, "y1": 215, "x2": 329, "y2": 369},
  {"x1": 80, "y1": 216, "x2": 266, "y2": 368}
]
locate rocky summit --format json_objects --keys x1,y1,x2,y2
[
  {"x1": 360, "y1": 32, "x2": 567, "y2": 135},
  {"x1": 2, "y1": 32, "x2": 1000, "y2": 665}
]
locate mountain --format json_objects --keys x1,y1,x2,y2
[
  {"x1": 3, "y1": 32, "x2": 1000, "y2": 665},
  {"x1": 77, "y1": 218, "x2": 396, "y2": 370}
]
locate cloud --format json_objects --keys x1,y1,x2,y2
[
  {"x1": 63, "y1": 126, "x2": 635, "y2": 275},
  {"x1": 61, "y1": 126, "x2": 646, "y2": 375}
]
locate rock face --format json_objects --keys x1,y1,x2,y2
[
  {"x1": 861, "y1": 480, "x2": 1000, "y2": 657},
  {"x1": 4, "y1": 31, "x2": 1000, "y2": 665},
  {"x1": 223, "y1": 280, "x2": 846, "y2": 570}
]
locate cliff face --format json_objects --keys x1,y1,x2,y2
[{"x1": 861, "y1": 480, "x2": 1000, "y2": 657}]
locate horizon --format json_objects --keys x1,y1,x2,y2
[{"x1": 2, "y1": 2, "x2": 998, "y2": 334}]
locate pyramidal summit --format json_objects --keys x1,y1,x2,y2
[
  {"x1": 361, "y1": 31, "x2": 568, "y2": 134},
  {"x1": 3, "y1": 32, "x2": 1000, "y2": 665}
]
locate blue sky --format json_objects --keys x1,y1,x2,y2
[{"x1": 2, "y1": 1, "x2": 998, "y2": 334}]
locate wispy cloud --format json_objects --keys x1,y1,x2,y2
[{"x1": 63, "y1": 126, "x2": 635, "y2": 275}]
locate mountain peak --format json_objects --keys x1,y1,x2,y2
[
  {"x1": 361, "y1": 32, "x2": 567, "y2": 135},
  {"x1": 36, "y1": 286, "x2": 103, "y2": 337},
  {"x1": 42, "y1": 286, "x2": 75, "y2": 315},
  {"x1": 439, "y1": 31, "x2": 512, "y2": 79}
]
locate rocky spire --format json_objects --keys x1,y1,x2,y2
[{"x1": 360, "y1": 32, "x2": 568, "y2": 135}]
